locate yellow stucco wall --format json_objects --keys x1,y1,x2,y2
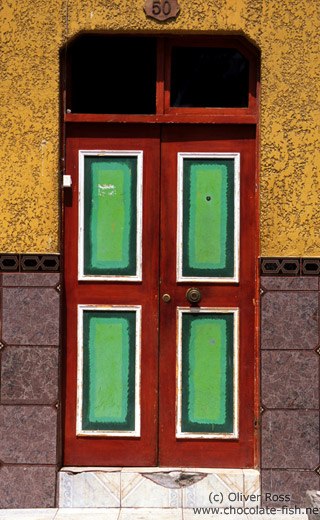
[{"x1": 1, "y1": 0, "x2": 320, "y2": 255}]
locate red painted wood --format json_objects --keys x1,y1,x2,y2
[
  {"x1": 63, "y1": 123, "x2": 258, "y2": 468},
  {"x1": 158, "y1": 125, "x2": 257, "y2": 467},
  {"x1": 65, "y1": 113, "x2": 258, "y2": 125},
  {"x1": 63, "y1": 124, "x2": 160, "y2": 466}
]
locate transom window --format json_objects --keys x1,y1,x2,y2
[{"x1": 65, "y1": 35, "x2": 257, "y2": 116}]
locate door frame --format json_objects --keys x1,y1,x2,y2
[{"x1": 60, "y1": 34, "x2": 260, "y2": 468}]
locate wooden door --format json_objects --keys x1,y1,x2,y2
[
  {"x1": 159, "y1": 125, "x2": 256, "y2": 467},
  {"x1": 63, "y1": 123, "x2": 257, "y2": 467},
  {"x1": 64, "y1": 124, "x2": 160, "y2": 465}
]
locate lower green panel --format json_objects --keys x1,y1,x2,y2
[
  {"x1": 181, "y1": 312, "x2": 234, "y2": 433},
  {"x1": 82, "y1": 310, "x2": 136, "y2": 431}
]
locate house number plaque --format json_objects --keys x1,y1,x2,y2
[{"x1": 144, "y1": 0, "x2": 180, "y2": 21}]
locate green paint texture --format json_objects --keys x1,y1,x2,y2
[
  {"x1": 89, "y1": 319, "x2": 128, "y2": 422},
  {"x1": 189, "y1": 319, "x2": 227, "y2": 424},
  {"x1": 182, "y1": 313, "x2": 234, "y2": 434},
  {"x1": 84, "y1": 157, "x2": 137, "y2": 275},
  {"x1": 183, "y1": 159, "x2": 234, "y2": 278},
  {"x1": 190, "y1": 163, "x2": 227, "y2": 268},
  {"x1": 82, "y1": 310, "x2": 136, "y2": 431}
]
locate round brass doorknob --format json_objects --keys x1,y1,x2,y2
[
  {"x1": 186, "y1": 288, "x2": 201, "y2": 304},
  {"x1": 162, "y1": 293, "x2": 171, "y2": 303}
]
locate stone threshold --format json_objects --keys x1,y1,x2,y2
[{"x1": 58, "y1": 467, "x2": 260, "y2": 509}]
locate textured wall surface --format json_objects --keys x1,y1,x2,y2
[
  {"x1": 1, "y1": 0, "x2": 320, "y2": 255},
  {"x1": 0, "y1": 0, "x2": 65, "y2": 253}
]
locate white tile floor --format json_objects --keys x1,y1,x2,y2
[{"x1": 0, "y1": 509, "x2": 310, "y2": 520}]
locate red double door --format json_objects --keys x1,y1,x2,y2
[{"x1": 64, "y1": 123, "x2": 257, "y2": 468}]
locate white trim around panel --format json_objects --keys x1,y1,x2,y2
[
  {"x1": 78, "y1": 150, "x2": 143, "y2": 281},
  {"x1": 176, "y1": 152, "x2": 240, "y2": 283},
  {"x1": 76, "y1": 304, "x2": 141, "y2": 437},
  {"x1": 176, "y1": 307, "x2": 239, "y2": 439}
]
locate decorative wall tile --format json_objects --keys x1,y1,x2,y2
[
  {"x1": 121, "y1": 472, "x2": 182, "y2": 508},
  {"x1": 59, "y1": 472, "x2": 73, "y2": 507},
  {"x1": 1, "y1": 347, "x2": 58, "y2": 403},
  {"x1": 261, "y1": 469, "x2": 320, "y2": 508},
  {"x1": 2, "y1": 287, "x2": 60, "y2": 345},
  {"x1": 243, "y1": 469, "x2": 260, "y2": 507},
  {"x1": 0, "y1": 255, "x2": 60, "y2": 273},
  {"x1": 261, "y1": 410, "x2": 319, "y2": 469},
  {"x1": 260, "y1": 258, "x2": 300, "y2": 276},
  {"x1": 21, "y1": 255, "x2": 60, "y2": 272},
  {"x1": 261, "y1": 351, "x2": 319, "y2": 409},
  {"x1": 2, "y1": 273, "x2": 60, "y2": 287},
  {"x1": 182, "y1": 470, "x2": 244, "y2": 508},
  {"x1": 302, "y1": 258, "x2": 320, "y2": 276},
  {"x1": 0, "y1": 405, "x2": 57, "y2": 464},
  {"x1": 0, "y1": 255, "x2": 19, "y2": 272},
  {"x1": 0, "y1": 465, "x2": 57, "y2": 508},
  {"x1": 261, "y1": 277, "x2": 318, "y2": 291},
  {"x1": 260, "y1": 258, "x2": 320, "y2": 277},
  {"x1": 261, "y1": 292, "x2": 318, "y2": 349},
  {"x1": 58, "y1": 471, "x2": 120, "y2": 508}
]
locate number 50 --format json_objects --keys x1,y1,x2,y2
[{"x1": 152, "y1": 0, "x2": 171, "y2": 16}]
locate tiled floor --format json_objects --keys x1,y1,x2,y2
[{"x1": 0, "y1": 509, "x2": 309, "y2": 520}]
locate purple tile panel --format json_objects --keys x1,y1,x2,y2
[
  {"x1": 261, "y1": 292, "x2": 318, "y2": 350},
  {"x1": 0, "y1": 465, "x2": 56, "y2": 508},
  {"x1": 1, "y1": 346, "x2": 58, "y2": 403},
  {"x1": 261, "y1": 350, "x2": 319, "y2": 409},
  {"x1": 261, "y1": 410, "x2": 319, "y2": 469},
  {"x1": 261, "y1": 277, "x2": 319, "y2": 291},
  {"x1": 2, "y1": 273, "x2": 60, "y2": 287},
  {"x1": 261, "y1": 470, "x2": 320, "y2": 508},
  {"x1": 2, "y1": 287, "x2": 60, "y2": 345},
  {"x1": 0, "y1": 405, "x2": 57, "y2": 464}
]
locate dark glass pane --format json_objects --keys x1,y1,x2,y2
[
  {"x1": 68, "y1": 35, "x2": 157, "y2": 114},
  {"x1": 170, "y1": 47, "x2": 249, "y2": 108}
]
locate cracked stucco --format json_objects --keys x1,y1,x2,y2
[{"x1": 1, "y1": 0, "x2": 320, "y2": 255}]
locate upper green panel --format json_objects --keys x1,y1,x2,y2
[
  {"x1": 82, "y1": 310, "x2": 136, "y2": 431},
  {"x1": 181, "y1": 312, "x2": 234, "y2": 434},
  {"x1": 83, "y1": 156, "x2": 137, "y2": 276},
  {"x1": 182, "y1": 158, "x2": 235, "y2": 278}
]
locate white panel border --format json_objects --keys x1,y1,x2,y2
[
  {"x1": 176, "y1": 307, "x2": 239, "y2": 439},
  {"x1": 78, "y1": 150, "x2": 143, "y2": 281},
  {"x1": 176, "y1": 152, "x2": 240, "y2": 283},
  {"x1": 76, "y1": 304, "x2": 141, "y2": 437}
]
